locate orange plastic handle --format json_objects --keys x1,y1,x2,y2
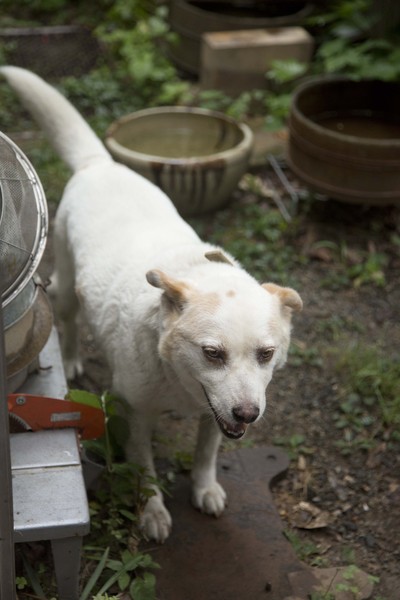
[{"x1": 8, "y1": 394, "x2": 105, "y2": 440}]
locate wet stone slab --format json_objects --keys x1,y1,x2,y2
[{"x1": 144, "y1": 446, "x2": 319, "y2": 600}]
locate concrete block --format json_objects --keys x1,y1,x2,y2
[{"x1": 201, "y1": 27, "x2": 314, "y2": 96}]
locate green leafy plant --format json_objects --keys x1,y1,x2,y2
[
  {"x1": 72, "y1": 389, "x2": 130, "y2": 467},
  {"x1": 16, "y1": 388, "x2": 160, "y2": 598},
  {"x1": 315, "y1": 37, "x2": 400, "y2": 81},
  {"x1": 283, "y1": 529, "x2": 323, "y2": 565},
  {"x1": 316, "y1": 241, "x2": 389, "y2": 290},
  {"x1": 289, "y1": 343, "x2": 324, "y2": 368},
  {"x1": 309, "y1": 591, "x2": 335, "y2": 600},
  {"x1": 274, "y1": 433, "x2": 313, "y2": 460},
  {"x1": 309, "y1": 565, "x2": 381, "y2": 600},
  {"x1": 95, "y1": 1, "x2": 189, "y2": 107},
  {"x1": 347, "y1": 251, "x2": 388, "y2": 288},
  {"x1": 0, "y1": 0, "x2": 113, "y2": 27},
  {"x1": 308, "y1": 0, "x2": 377, "y2": 38},
  {"x1": 190, "y1": 195, "x2": 302, "y2": 284},
  {"x1": 316, "y1": 315, "x2": 365, "y2": 342},
  {"x1": 81, "y1": 546, "x2": 158, "y2": 599},
  {"x1": 335, "y1": 565, "x2": 380, "y2": 599},
  {"x1": 258, "y1": 0, "x2": 400, "y2": 128},
  {"x1": 15, "y1": 575, "x2": 28, "y2": 591},
  {"x1": 332, "y1": 344, "x2": 400, "y2": 452},
  {"x1": 76, "y1": 389, "x2": 161, "y2": 598}
]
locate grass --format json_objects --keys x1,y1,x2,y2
[
  {"x1": 283, "y1": 529, "x2": 325, "y2": 566},
  {"x1": 190, "y1": 192, "x2": 304, "y2": 286},
  {"x1": 332, "y1": 343, "x2": 400, "y2": 452}
]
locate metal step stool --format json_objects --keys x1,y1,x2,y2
[{"x1": 11, "y1": 328, "x2": 90, "y2": 600}]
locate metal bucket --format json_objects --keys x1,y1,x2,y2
[{"x1": 5, "y1": 278, "x2": 53, "y2": 392}]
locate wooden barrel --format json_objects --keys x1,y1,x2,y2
[
  {"x1": 168, "y1": 0, "x2": 313, "y2": 74},
  {"x1": 287, "y1": 76, "x2": 400, "y2": 205}
]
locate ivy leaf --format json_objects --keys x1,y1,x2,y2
[
  {"x1": 118, "y1": 570, "x2": 131, "y2": 591},
  {"x1": 130, "y1": 572, "x2": 157, "y2": 600},
  {"x1": 267, "y1": 59, "x2": 307, "y2": 84},
  {"x1": 67, "y1": 389, "x2": 102, "y2": 410}
]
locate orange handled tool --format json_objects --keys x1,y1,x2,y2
[{"x1": 8, "y1": 394, "x2": 105, "y2": 440}]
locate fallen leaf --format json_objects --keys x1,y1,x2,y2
[
  {"x1": 309, "y1": 245, "x2": 335, "y2": 262},
  {"x1": 310, "y1": 566, "x2": 375, "y2": 600},
  {"x1": 291, "y1": 501, "x2": 331, "y2": 529}
]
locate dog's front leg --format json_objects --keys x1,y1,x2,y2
[
  {"x1": 191, "y1": 415, "x2": 226, "y2": 516},
  {"x1": 125, "y1": 410, "x2": 172, "y2": 543}
]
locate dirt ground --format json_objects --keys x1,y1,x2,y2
[{"x1": 37, "y1": 168, "x2": 400, "y2": 599}]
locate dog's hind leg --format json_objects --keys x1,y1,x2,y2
[
  {"x1": 191, "y1": 415, "x2": 226, "y2": 516},
  {"x1": 49, "y1": 225, "x2": 83, "y2": 380},
  {"x1": 125, "y1": 409, "x2": 172, "y2": 543}
]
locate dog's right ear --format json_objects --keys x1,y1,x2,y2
[
  {"x1": 146, "y1": 269, "x2": 191, "y2": 312},
  {"x1": 262, "y1": 282, "x2": 303, "y2": 312}
]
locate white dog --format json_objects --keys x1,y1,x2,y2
[{"x1": 1, "y1": 66, "x2": 302, "y2": 542}]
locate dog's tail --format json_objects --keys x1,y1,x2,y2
[{"x1": 0, "y1": 66, "x2": 112, "y2": 172}]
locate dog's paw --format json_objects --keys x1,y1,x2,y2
[
  {"x1": 192, "y1": 481, "x2": 227, "y2": 517},
  {"x1": 140, "y1": 496, "x2": 172, "y2": 543},
  {"x1": 64, "y1": 357, "x2": 84, "y2": 381}
]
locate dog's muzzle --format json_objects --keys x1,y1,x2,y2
[{"x1": 202, "y1": 386, "x2": 249, "y2": 440}]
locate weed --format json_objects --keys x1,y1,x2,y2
[
  {"x1": 190, "y1": 198, "x2": 302, "y2": 284},
  {"x1": 274, "y1": 433, "x2": 313, "y2": 460},
  {"x1": 308, "y1": 565, "x2": 380, "y2": 600},
  {"x1": 347, "y1": 251, "x2": 388, "y2": 288},
  {"x1": 17, "y1": 389, "x2": 160, "y2": 598},
  {"x1": 81, "y1": 464, "x2": 161, "y2": 596},
  {"x1": 173, "y1": 450, "x2": 194, "y2": 473},
  {"x1": 15, "y1": 576, "x2": 28, "y2": 590},
  {"x1": 332, "y1": 344, "x2": 400, "y2": 452},
  {"x1": 317, "y1": 241, "x2": 389, "y2": 290},
  {"x1": 316, "y1": 315, "x2": 365, "y2": 342},
  {"x1": 81, "y1": 546, "x2": 158, "y2": 599},
  {"x1": 95, "y1": 2, "x2": 189, "y2": 108},
  {"x1": 309, "y1": 592, "x2": 335, "y2": 600},
  {"x1": 289, "y1": 341, "x2": 324, "y2": 368},
  {"x1": 341, "y1": 545, "x2": 356, "y2": 565},
  {"x1": 335, "y1": 565, "x2": 380, "y2": 599},
  {"x1": 25, "y1": 142, "x2": 70, "y2": 207},
  {"x1": 283, "y1": 529, "x2": 324, "y2": 566}
]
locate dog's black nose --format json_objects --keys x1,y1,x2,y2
[{"x1": 232, "y1": 405, "x2": 259, "y2": 424}]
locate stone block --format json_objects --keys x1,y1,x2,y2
[{"x1": 201, "y1": 27, "x2": 314, "y2": 96}]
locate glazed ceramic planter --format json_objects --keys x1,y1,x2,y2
[{"x1": 105, "y1": 106, "x2": 253, "y2": 216}]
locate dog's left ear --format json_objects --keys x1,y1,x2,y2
[
  {"x1": 146, "y1": 269, "x2": 191, "y2": 311},
  {"x1": 262, "y1": 282, "x2": 303, "y2": 312},
  {"x1": 205, "y1": 250, "x2": 234, "y2": 266}
]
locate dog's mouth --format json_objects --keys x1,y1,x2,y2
[
  {"x1": 218, "y1": 418, "x2": 248, "y2": 440},
  {"x1": 202, "y1": 386, "x2": 247, "y2": 440}
]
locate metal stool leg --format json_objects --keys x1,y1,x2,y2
[{"x1": 51, "y1": 536, "x2": 83, "y2": 600}]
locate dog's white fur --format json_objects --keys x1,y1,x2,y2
[{"x1": 1, "y1": 66, "x2": 302, "y2": 542}]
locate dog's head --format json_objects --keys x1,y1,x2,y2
[{"x1": 146, "y1": 256, "x2": 302, "y2": 439}]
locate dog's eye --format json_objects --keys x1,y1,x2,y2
[
  {"x1": 257, "y1": 347, "x2": 275, "y2": 364},
  {"x1": 202, "y1": 346, "x2": 226, "y2": 363}
]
